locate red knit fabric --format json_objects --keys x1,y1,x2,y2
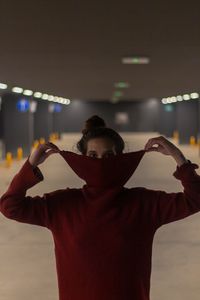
[{"x1": 0, "y1": 150, "x2": 200, "y2": 300}]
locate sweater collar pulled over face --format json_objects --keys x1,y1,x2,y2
[{"x1": 59, "y1": 150, "x2": 146, "y2": 192}]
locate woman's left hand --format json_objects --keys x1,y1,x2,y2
[
  {"x1": 144, "y1": 136, "x2": 181, "y2": 155},
  {"x1": 144, "y1": 136, "x2": 188, "y2": 166}
]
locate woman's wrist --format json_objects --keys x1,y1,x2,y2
[
  {"x1": 28, "y1": 157, "x2": 37, "y2": 168},
  {"x1": 172, "y1": 151, "x2": 188, "y2": 167}
]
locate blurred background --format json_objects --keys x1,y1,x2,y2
[
  {"x1": 0, "y1": 1, "x2": 200, "y2": 300},
  {"x1": 0, "y1": 1, "x2": 200, "y2": 159}
]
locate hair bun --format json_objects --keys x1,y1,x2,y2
[{"x1": 82, "y1": 115, "x2": 106, "y2": 135}]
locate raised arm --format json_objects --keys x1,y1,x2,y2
[
  {"x1": 0, "y1": 142, "x2": 62, "y2": 229},
  {"x1": 142, "y1": 136, "x2": 200, "y2": 228},
  {"x1": 138, "y1": 159, "x2": 200, "y2": 228}
]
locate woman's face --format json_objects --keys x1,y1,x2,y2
[{"x1": 86, "y1": 137, "x2": 116, "y2": 158}]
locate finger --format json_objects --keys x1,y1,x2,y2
[
  {"x1": 144, "y1": 138, "x2": 157, "y2": 150},
  {"x1": 146, "y1": 146, "x2": 159, "y2": 152},
  {"x1": 38, "y1": 144, "x2": 52, "y2": 151},
  {"x1": 145, "y1": 137, "x2": 165, "y2": 149},
  {"x1": 44, "y1": 149, "x2": 58, "y2": 158},
  {"x1": 39, "y1": 143, "x2": 59, "y2": 152},
  {"x1": 45, "y1": 147, "x2": 59, "y2": 154},
  {"x1": 46, "y1": 142, "x2": 60, "y2": 150},
  {"x1": 46, "y1": 141, "x2": 57, "y2": 147}
]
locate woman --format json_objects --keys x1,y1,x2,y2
[{"x1": 0, "y1": 115, "x2": 200, "y2": 300}]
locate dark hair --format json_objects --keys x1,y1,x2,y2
[{"x1": 77, "y1": 115, "x2": 125, "y2": 154}]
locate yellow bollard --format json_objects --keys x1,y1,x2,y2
[
  {"x1": 173, "y1": 130, "x2": 179, "y2": 144},
  {"x1": 17, "y1": 147, "x2": 23, "y2": 160},
  {"x1": 33, "y1": 140, "x2": 39, "y2": 149},
  {"x1": 49, "y1": 133, "x2": 55, "y2": 142},
  {"x1": 39, "y1": 137, "x2": 45, "y2": 144},
  {"x1": 6, "y1": 152, "x2": 13, "y2": 168},
  {"x1": 31, "y1": 140, "x2": 39, "y2": 154},
  {"x1": 190, "y1": 136, "x2": 196, "y2": 146},
  {"x1": 173, "y1": 130, "x2": 179, "y2": 140}
]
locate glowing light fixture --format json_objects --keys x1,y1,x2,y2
[
  {"x1": 162, "y1": 92, "x2": 199, "y2": 104},
  {"x1": 48, "y1": 95, "x2": 54, "y2": 101},
  {"x1": 53, "y1": 96, "x2": 59, "y2": 102},
  {"x1": 113, "y1": 91, "x2": 123, "y2": 97},
  {"x1": 170, "y1": 96, "x2": 177, "y2": 102},
  {"x1": 190, "y1": 92, "x2": 199, "y2": 99},
  {"x1": 58, "y1": 97, "x2": 63, "y2": 103},
  {"x1": 12, "y1": 87, "x2": 23, "y2": 94},
  {"x1": 176, "y1": 95, "x2": 183, "y2": 101},
  {"x1": 183, "y1": 94, "x2": 190, "y2": 100},
  {"x1": 161, "y1": 98, "x2": 167, "y2": 104},
  {"x1": 65, "y1": 99, "x2": 70, "y2": 105},
  {"x1": 23, "y1": 89, "x2": 33, "y2": 96},
  {"x1": 42, "y1": 94, "x2": 49, "y2": 100},
  {"x1": 166, "y1": 97, "x2": 172, "y2": 103},
  {"x1": 122, "y1": 57, "x2": 150, "y2": 64},
  {"x1": 9, "y1": 83, "x2": 70, "y2": 105},
  {"x1": 114, "y1": 82, "x2": 129, "y2": 88},
  {"x1": 0, "y1": 83, "x2": 8, "y2": 89},
  {"x1": 34, "y1": 92, "x2": 43, "y2": 98}
]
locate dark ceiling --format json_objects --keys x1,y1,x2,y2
[{"x1": 0, "y1": 1, "x2": 200, "y2": 101}]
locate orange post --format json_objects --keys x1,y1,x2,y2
[
  {"x1": 190, "y1": 136, "x2": 196, "y2": 146},
  {"x1": 17, "y1": 147, "x2": 23, "y2": 160},
  {"x1": 39, "y1": 137, "x2": 45, "y2": 144},
  {"x1": 6, "y1": 152, "x2": 12, "y2": 168}
]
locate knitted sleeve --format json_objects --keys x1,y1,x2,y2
[
  {"x1": 0, "y1": 158, "x2": 66, "y2": 229},
  {"x1": 139, "y1": 160, "x2": 200, "y2": 228}
]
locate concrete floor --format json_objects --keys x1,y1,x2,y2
[{"x1": 0, "y1": 132, "x2": 200, "y2": 300}]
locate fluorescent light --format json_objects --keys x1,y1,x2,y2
[
  {"x1": 23, "y1": 89, "x2": 33, "y2": 96},
  {"x1": 161, "y1": 98, "x2": 167, "y2": 104},
  {"x1": 114, "y1": 82, "x2": 129, "y2": 88},
  {"x1": 162, "y1": 92, "x2": 199, "y2": 104},
  {"x1": 176, "y1": 95, "x2": 183, "y2": 101},
  {"x1": 0, "y1": 83, "x2": 8, "y2": 89},
  {"x1": 34, "y1": 92, "x2": 43, "y2": 98},
  {"x1": 12, "y1": 87, "x2": 23, "y2": 93},
  {"x1": 183, "y1": 94, "x2": 190, "y2": 100},
  {"x1": 65, "y1": 98, "x2": 70, "y2": 105},
  {"x1": 166, "y1": 97, "x2": 172, "y2": 103},
  {"x1": 190, "y1": 92, "x2": 199, "y2": 99},
  {"x1": 170, "y1": 96, "x2": 177, "y2": 102},
  {"x1": 122, "y1": 57, "x2": 150, "y2": 64},
  {"x1": 42, "y1": 94, "x2": 48, "y2": 100},
  {"x1": 53, "y1": 96, "x2": 59, "y2": 102},
  {"x1": 58, "y1": 97, "x2": 63, "y2": 103},
  {"x1": 113, "y1": 91, "x2": 123, "y2": 97},
  {"x1": 47, "y1": 95, "x2": 54, "y2": 101}
]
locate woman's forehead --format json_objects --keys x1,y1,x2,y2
[{"x1": 87, "y1": 138, "x2": 115, "y2": 150}]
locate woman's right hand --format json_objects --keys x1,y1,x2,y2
[{"x1": 28, "y1": 142, "x2": 60, "y2": 167}]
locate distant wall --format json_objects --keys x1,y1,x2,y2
[
  {"x1": 57, "y1": 99, "x2": 161, "y2": 133},
  {"x1": 176, "y1": 100, "x2": 198, "y2": 144},
  {"x1": 1, "y1": 93, "x2": 33, "y2": 157},
  {"x1": 1, "y1": 93, "x2": 199, "y2": 158},
  {"x1": 33, "y1": 101, "x2": 53, "y2": 141}
]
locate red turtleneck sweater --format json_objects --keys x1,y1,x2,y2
[{"x1": 0, "y1": 150, "x2": 200, "y2": 300}]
